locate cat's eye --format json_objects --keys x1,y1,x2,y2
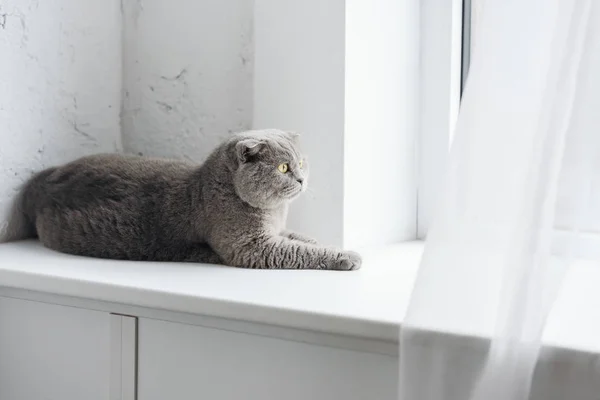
[
  {"x1": 277, "y1": 163, "x2": 289, "y2": 173},
  {"x1": 299, "y1": 159, "x2": 304, "y2": 169}
]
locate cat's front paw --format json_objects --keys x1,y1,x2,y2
[
  {"x1": 331, "y1": 251, "x2": 362, "y2": 271},
  {"x1": 300, "y1": 236, "x2": 319, "y2": 245},
  {"x1": 287, "y1": 232, "x2": 319, "y2": 244}
]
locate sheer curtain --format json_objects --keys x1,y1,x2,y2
[{"x1": 400, "y1": 0, "x2": 600, "y2": 399}]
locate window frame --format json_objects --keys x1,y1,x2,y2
[{"x1": 417, "y1": 0, "x2": 469, "y2": 238}]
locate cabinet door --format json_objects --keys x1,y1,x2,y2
[
  {"x1": 138, "y1": 318, "x2": 398, "y2": 400},
  {"x1": 0, "y1": 296, "x2": 111, "y2": 400}
]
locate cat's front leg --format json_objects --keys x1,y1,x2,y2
[
  {"x1": 217, "y1": 236, "x2": 361, "y2": 271},
  {"x1": 281, "y1": 230, "x2": 318, "y2": 244}
]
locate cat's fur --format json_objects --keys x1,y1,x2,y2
[{"x1": 18, "y1": 129, "x2": 361, "y2": 270}]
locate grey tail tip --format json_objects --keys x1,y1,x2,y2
[
  {"x1": 0, "y1": 215, "x2": 36, "y2": 242},
  {"x1": 1, "y1": 182, "x2": 38, "y2": 243}
]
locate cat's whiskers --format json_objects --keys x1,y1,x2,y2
[
  {"x1": 303, "y1": 187, "x2": 317, "y2": 200},
  {"x1": 281, "y1": 185, "x2": 301, "y2": 198}
]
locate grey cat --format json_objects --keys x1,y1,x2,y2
[{"x1": 17, "y1": 129, "x2": 361, "y2": 270}]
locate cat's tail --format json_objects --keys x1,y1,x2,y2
[{"x1": 1, "y1": 168, "x2": 55, "y2": 242}]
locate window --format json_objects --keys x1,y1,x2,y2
[{"x1": 417, "y1": 0, "x2": 471, "y2": 238}]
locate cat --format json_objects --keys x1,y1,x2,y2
[{"x1": 18, "y1": 129, "x2": 362, "y2": 270}]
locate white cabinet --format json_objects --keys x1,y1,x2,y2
[
  {"x1": 137, "y1": 318, "x2": 398, "y2": 400},
  {"x1": 0, "y1": 297, "x2": 112, "y2": 400},
  {"x1": 0, "y1": 292, "x2": 398, "y2": 400}
]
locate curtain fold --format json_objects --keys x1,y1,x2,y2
[{"x1": 400, "y1": 0, "x2": 600, "y2": 399}]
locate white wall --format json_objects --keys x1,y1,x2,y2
[
  {"x1": 344, "y1": 0, "x2": 419, "y2": 247},
  {"x1": 121, "y1": 0, "x2": 254, "y2": 161},
  {"x1": 255, "y1": 0, "x2": 419, "y2": 247},
  {"x1": 0, "y1": 0, "x2": 122, "y2": 240},
  {"x1": 254, "y1": 0, "x2": 346, "y2": 246}
]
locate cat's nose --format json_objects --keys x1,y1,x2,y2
[{"x1": 296, "y1": 177, "x2": 304, "y2": 184}]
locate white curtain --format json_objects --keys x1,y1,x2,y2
[{"x1": 400, "y1": 0, "x2": 600, "y2": 399}]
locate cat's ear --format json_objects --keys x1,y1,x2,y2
[
  {"x1": 287, "y1": 131, "x2": 301, "y2": 143},
  {"x1": 236, "y1": 139, "x2": 265, "y2": 163}
]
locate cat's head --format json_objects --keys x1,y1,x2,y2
[{"x1": 230, "y1": 129, "x2": 308, "y2": 209}]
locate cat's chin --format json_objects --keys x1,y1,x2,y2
[{"x1": 281, "y1": 186, "x2": 302, "y2": 200}]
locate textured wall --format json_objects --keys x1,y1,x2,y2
[
  {"x1": 1, "y1": 0, "x2": 254, "y2": 241},
  {"x1": 121, "y1": 0, "x2": 254, "y2": 162},
  {"x1": 0, "y1": 0, "x2": 122, "y2": 239}
]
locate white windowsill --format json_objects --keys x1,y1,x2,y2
[
  {"x1": 1, "y1": 239, "x2": 599, "y2": 361},
  {"x1": 0, "y1": 240, "x2": 423, "y2": 343}
]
